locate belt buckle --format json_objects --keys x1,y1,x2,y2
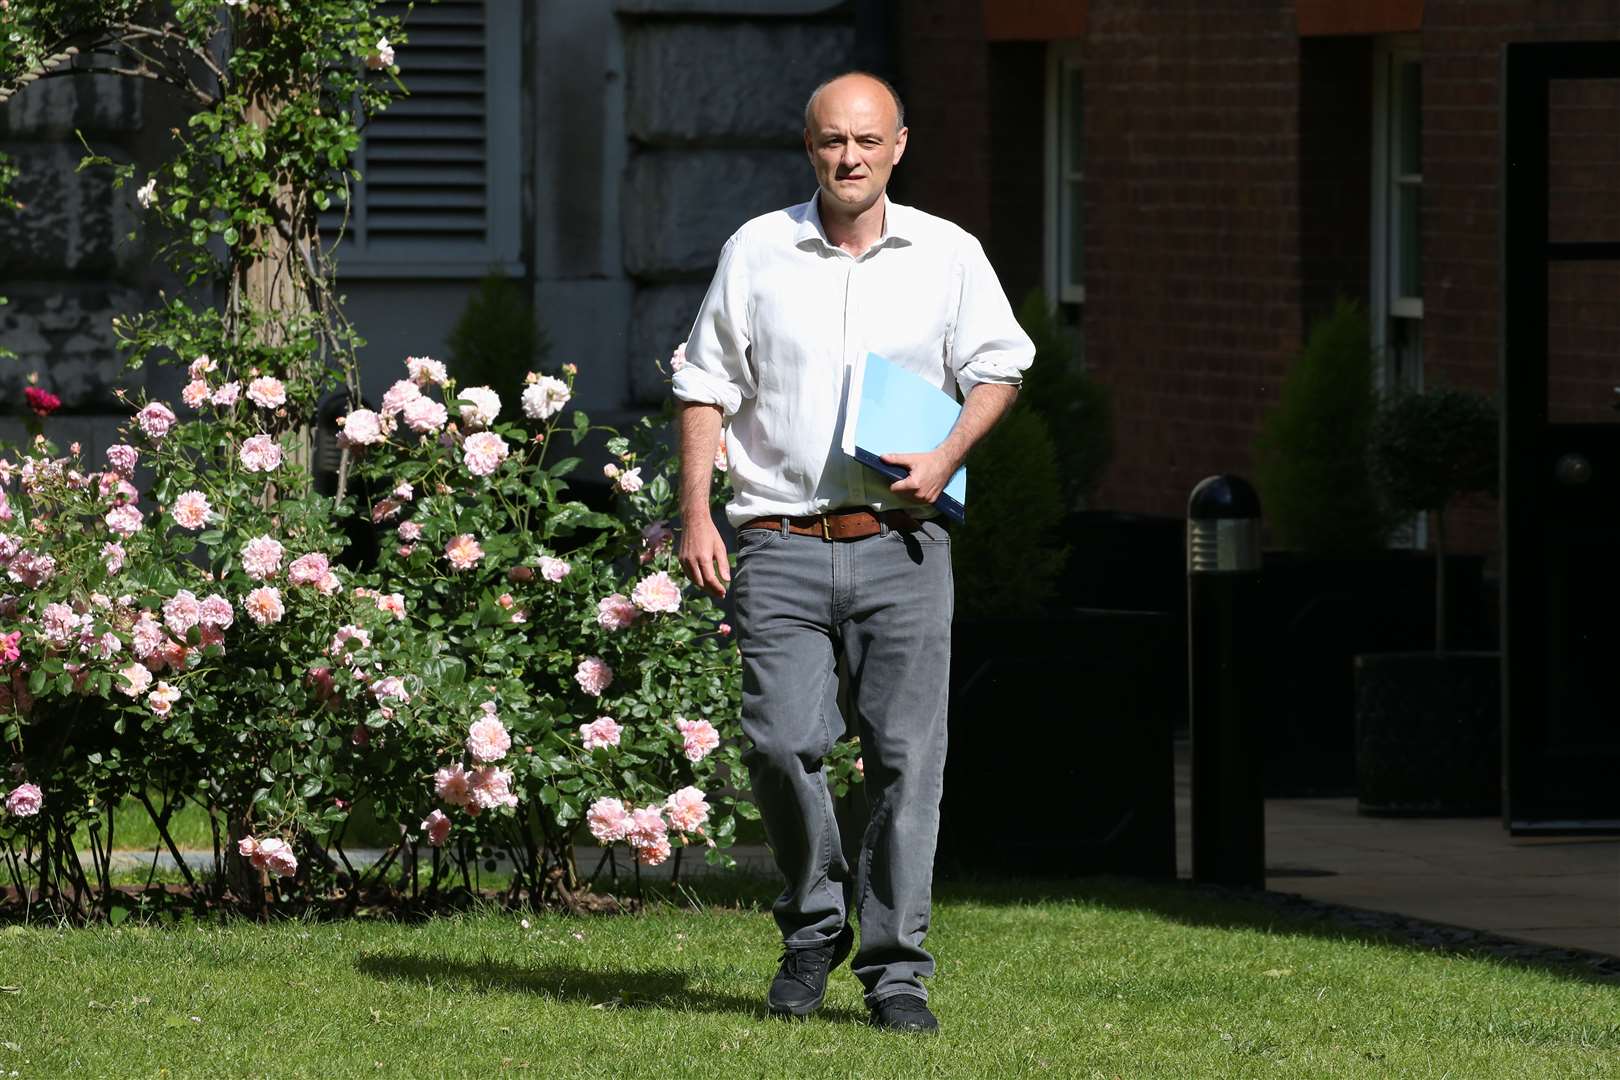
[{"x1": 819, "y1": 514, "x2": 833, "y2": 542}]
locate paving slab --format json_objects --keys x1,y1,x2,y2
[{"x1": 1172, "y1": 737, "x2": 1620, "y2": 959}]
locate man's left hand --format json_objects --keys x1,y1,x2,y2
[{"x1": 881, "y1": 449, "x2": 958, "y2": 506}]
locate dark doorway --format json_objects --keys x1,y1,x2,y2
[{"x1": 1502, "y1": 42, "x2": 1620, "y2": 833}]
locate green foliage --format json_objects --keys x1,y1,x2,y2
[
  {"x1": 1254, "y1": 299, "x2": 1392, "y2": 554},
  {"x1": 952, "y1": 406, "x2": 1070, "y2": 618},
  {"x1": 1369, "y1": 387, "x2": 1499, "y2": 518},
  {"x1": 446, "y1": 272, "x2": 550, "y2": 412},
  {"x1": 1015, "y1": 290, "x2": 1113, "y2": 508}
]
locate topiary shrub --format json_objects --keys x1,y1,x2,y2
[
  {"x1": 446, "y1": 272, "x2": 550, "y2": 412},
  {"x1": 1253, "y1": 299, "x2": 1392, "y2": 554},
  {"x1": 1015, "y1": 290, "x2": 1113, "y2": 509},
  {"x1": 1368, "y1": 385, "x2": 1498, "y2": 651},
  {"x1": 952, "y1": 405, "x2": 1070, "y2": 618}
]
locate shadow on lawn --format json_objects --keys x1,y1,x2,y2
[
  {"x1": 934, "y1": 875, "x2": 1620, "y2": 990},
  {"x1": 354, "y1": 952, "x2": 868, "y2": 1024}
]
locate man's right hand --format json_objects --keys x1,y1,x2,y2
[{"x1": 679, "y1": 513, "x2": 732, "y2": 599}]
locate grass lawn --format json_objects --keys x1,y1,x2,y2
[{"x1": 0, "y1": 876, "x2": 1613, "y2": 1079}]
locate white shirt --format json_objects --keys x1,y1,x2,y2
[{"x1": 673, "y1": 194, "x2": 1036, "y2": 528}]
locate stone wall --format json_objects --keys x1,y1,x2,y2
[
  {"x1": 614, "y1": 1, "x2": 856, "y2": 406},
  {"x1": 0, "y1": 74, "x2": 171, "y2": 415}
]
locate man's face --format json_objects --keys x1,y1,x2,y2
[{"x1": 804, "y1": 77, "x2": 907, "y2": 216}]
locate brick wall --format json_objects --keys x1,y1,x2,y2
[
  {"x1": 1083, "y1": 1, "x2": 1303, "y2": 515},
  {"x1": 892, "y1": 0, "x2": 993, "y2": 240}
]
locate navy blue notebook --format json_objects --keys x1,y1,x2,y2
[{"x1": 840, "y1": 352, "x2": 967, "y2": 524}]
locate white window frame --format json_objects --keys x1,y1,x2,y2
[
  {"x1": 1371, "y1": 35, "x2": 1423, "y2": 390},
  {"x1": 1045, "y1": 41, "x2": 1085, "y2": 307},
  {"x1": 328, "y1": 0, "x2": 524, "y2": 279}
]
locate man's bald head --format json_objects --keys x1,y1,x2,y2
[{"x1": 803, "y1": 71, "x2": 906, "y2": 136}]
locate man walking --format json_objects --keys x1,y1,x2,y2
[{"x1": 673, "y1": 71, "x2": 1034, "y2": 1033}]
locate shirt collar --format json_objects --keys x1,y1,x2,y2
[{"x1": 795, "y1": 192, "x2": 912, "y2": 254}]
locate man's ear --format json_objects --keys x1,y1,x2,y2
[{"x1": 892, "y1": 126, "x2": 908, "y2": 166}]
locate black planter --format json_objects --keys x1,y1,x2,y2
[
  {"x1": 1353, "y1": 651, "x2": 1502, "y2": 816},
  {"x1": 1260, "y1": 550, "x2": 1491, "y2": 796},
  {"x1": 936, "y1": 610, "x2": 1177, "y2": 878}
]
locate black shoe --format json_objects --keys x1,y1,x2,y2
[
  {"x1": 766, "y1": 924, "x2": 854, "y2": 1017},
  {"x1": 868, "y1": 994, "x2": 939, "y2": 1033}
]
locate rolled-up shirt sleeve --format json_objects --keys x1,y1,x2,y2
[
  {"x1": 948, "y1": 235, "x2": 1036, "y2": 397},
  {"x1": 673, "y1": 233, "x2": 755, "y2": 418}
]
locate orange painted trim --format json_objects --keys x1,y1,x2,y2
[
  {"x1": 1297, "y1": 0, "x2": 1422, "y2": 36},
  {"x1": 983, "y1": 0, "x2": 1087, "y2": 42}
]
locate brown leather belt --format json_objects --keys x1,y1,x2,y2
[{"x1": 739, "y1": 507, "x2": 932, "y2": 542}]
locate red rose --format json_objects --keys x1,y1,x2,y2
[{"x1": 24, "y1": 387, "x2": 61, "y2": 417}]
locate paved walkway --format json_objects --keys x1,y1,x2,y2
[{"x1": 1173, "y1": 739, "x2": 1620, "y2": 959}]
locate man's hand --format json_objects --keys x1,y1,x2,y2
[
  {"x1": 680, "y1": 513, "x2": 732, "y2": 599},
  {"x1": 881, "y1": 449, "x2": 959, "y2": 506}
]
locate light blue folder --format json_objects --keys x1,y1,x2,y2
[{"x1": 840, "y1": 352, "x2": 967, "y2": 523}]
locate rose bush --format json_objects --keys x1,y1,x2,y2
[{"x1": 0, "y1": 1, "x2": 820, "y2": 922}]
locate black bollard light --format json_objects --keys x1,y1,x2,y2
[{"x1": 1187, "y1": 475, "x2": 1264, "y2": 888}]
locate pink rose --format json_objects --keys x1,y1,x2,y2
[
  {"x1": 468, "y1": 766, "x2": 518, "y2": 812},
  {"x1": 406, "y1": 356, "x2": 447, "y2": 386},
  {"x1": 101, "y1": 542, "x2": 125, "y2": 575},
  {"x1": 103, "y1": 504, "x2": 144, "y2": 537},
  {"x1": 199, "y1": 594, "x2": 233, "y2": 629},
  {"x1": 456, "y1": 386, "x2": 501, "y2": 429},
  {"x1": 368, "y1": 36, "x2": 395, "y2": 70},
  {"x1": 539, "y1": 556, "x2": 570, "y2": 582},
  {"x1": 243, "y1": 586, "x2": 284, "y2": 626},
  {"x1": 664, "y1": 786, "x2": 710, "y2": 834},
  {"x1": 402, "y1": 396, "x2": 448, "y2": 434},
  {"x1": 181, "y1": 379, "x2": 209, "y2": 409},
  {"x1": 238, "y1": 434, "x2": 283, "y2": 473},
  {"x1": 520, "y1": 376, "x2": 570, "y2": 420},
  {"x1": 626, "y1": 806, "x2": 667, "y2": 851},
  {"x1": 135, "y1": 402, "x2": 177, "y2": 440},
  {"x1": 105, "y1": 444, "x2": 138, "y2": 478},
  {"x1": 171, "y1": 490, "x2": 211, "y2": 530},
  {"x1": 586, "y1": 797, "x2": 630, "y2": 843},
  {"x1": 462, "y1": 431, "x2": 510, "y2": 477},
  {"x1": 5, "y1": 782, "x2": 43, "y2": 818},
  {"x1": 188, "y1": 354, "x2": 216, "y2": 379},
  {"x1": 380, "y1": 379, "x2": 422, "y2": 417},
  {"x1": 339, "y1": 408, "x2": 384, "y2": 447},
  {"x1": 246, "y1": 376, "x2": 286, "y2": 410},
  {"x1": 212, "y1": 381, "x2": 241, "y2": 407},
  {"x1": 255, "y1": 837, "x2": 298, "y2": 878},
  {"x1": 595, "y1": 593, "x2": 639, "y2": 632},
  {"x1": 676, "y1": 717, "x2": 721, "y2": 763},
  {"x1": 578, "y1": 715, "x2": 622, "y2": 751},
  {"x1": 287, "y1": 552, "x2": 330, "y2": 586},
  {"x1": 466, "y1": 714, "x2": 512, "y2": 763},
  {"x1": 631, "y1": 571, "x2": 682, "y2": 614},
  {"x1": 614, "y1": 467, "x2": 644, "y2": 494},
  {"x1": 422, "y1": 809, "x2": 450, "y2": 847},
  {"x1": 329, "y1": 624, "x2": 371, "y2": 658},
  {"x1": 398, "y1": 521, "x2": 423, "y2": 542},
  {"x1": 162, "y1": 589, "x2": 202, "y2": 635},
  {"x1": 147, "y1": 680, "x2": 181, "y2": 715},
  {"x1": 574, "y1": 656, "x2": 613, "y2": 697},
  {"x1": 240, "y1": 535, "x2": 285, "y2": 580},
  {"x1": 444, "y1": 534, "x2": 484, "y2": 571},
  {"x1": 636, "y1": 833, "x2": 673, "y2": 867},
  {"x1": 434, "y1": 763, "x2": 472, "y2": 808},
  {"x1": 117, "y1": 661, "x2": 153, "y2": 697}
]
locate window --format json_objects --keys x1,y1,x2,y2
[
  {"x1": 1371, "y1": 37, "x2": 1422, "y2": 388},
  {"x1": 321, "y1": 0, "x2": 523, "y2": 278},
  {"x1": 1045, "y1": 43, "x2": 1085, "y2": 307}
]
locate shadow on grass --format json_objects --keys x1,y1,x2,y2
[
  {"x1": 354, "y1": 951, "x2": 868, "y2": 1025},
  {"x1": 930, "y1": 874, "x2": 1620, "y2": 990}
]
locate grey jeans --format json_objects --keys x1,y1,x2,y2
[{"x1": 731, "y1": 517, "x2": 954, "y2": 1005}]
